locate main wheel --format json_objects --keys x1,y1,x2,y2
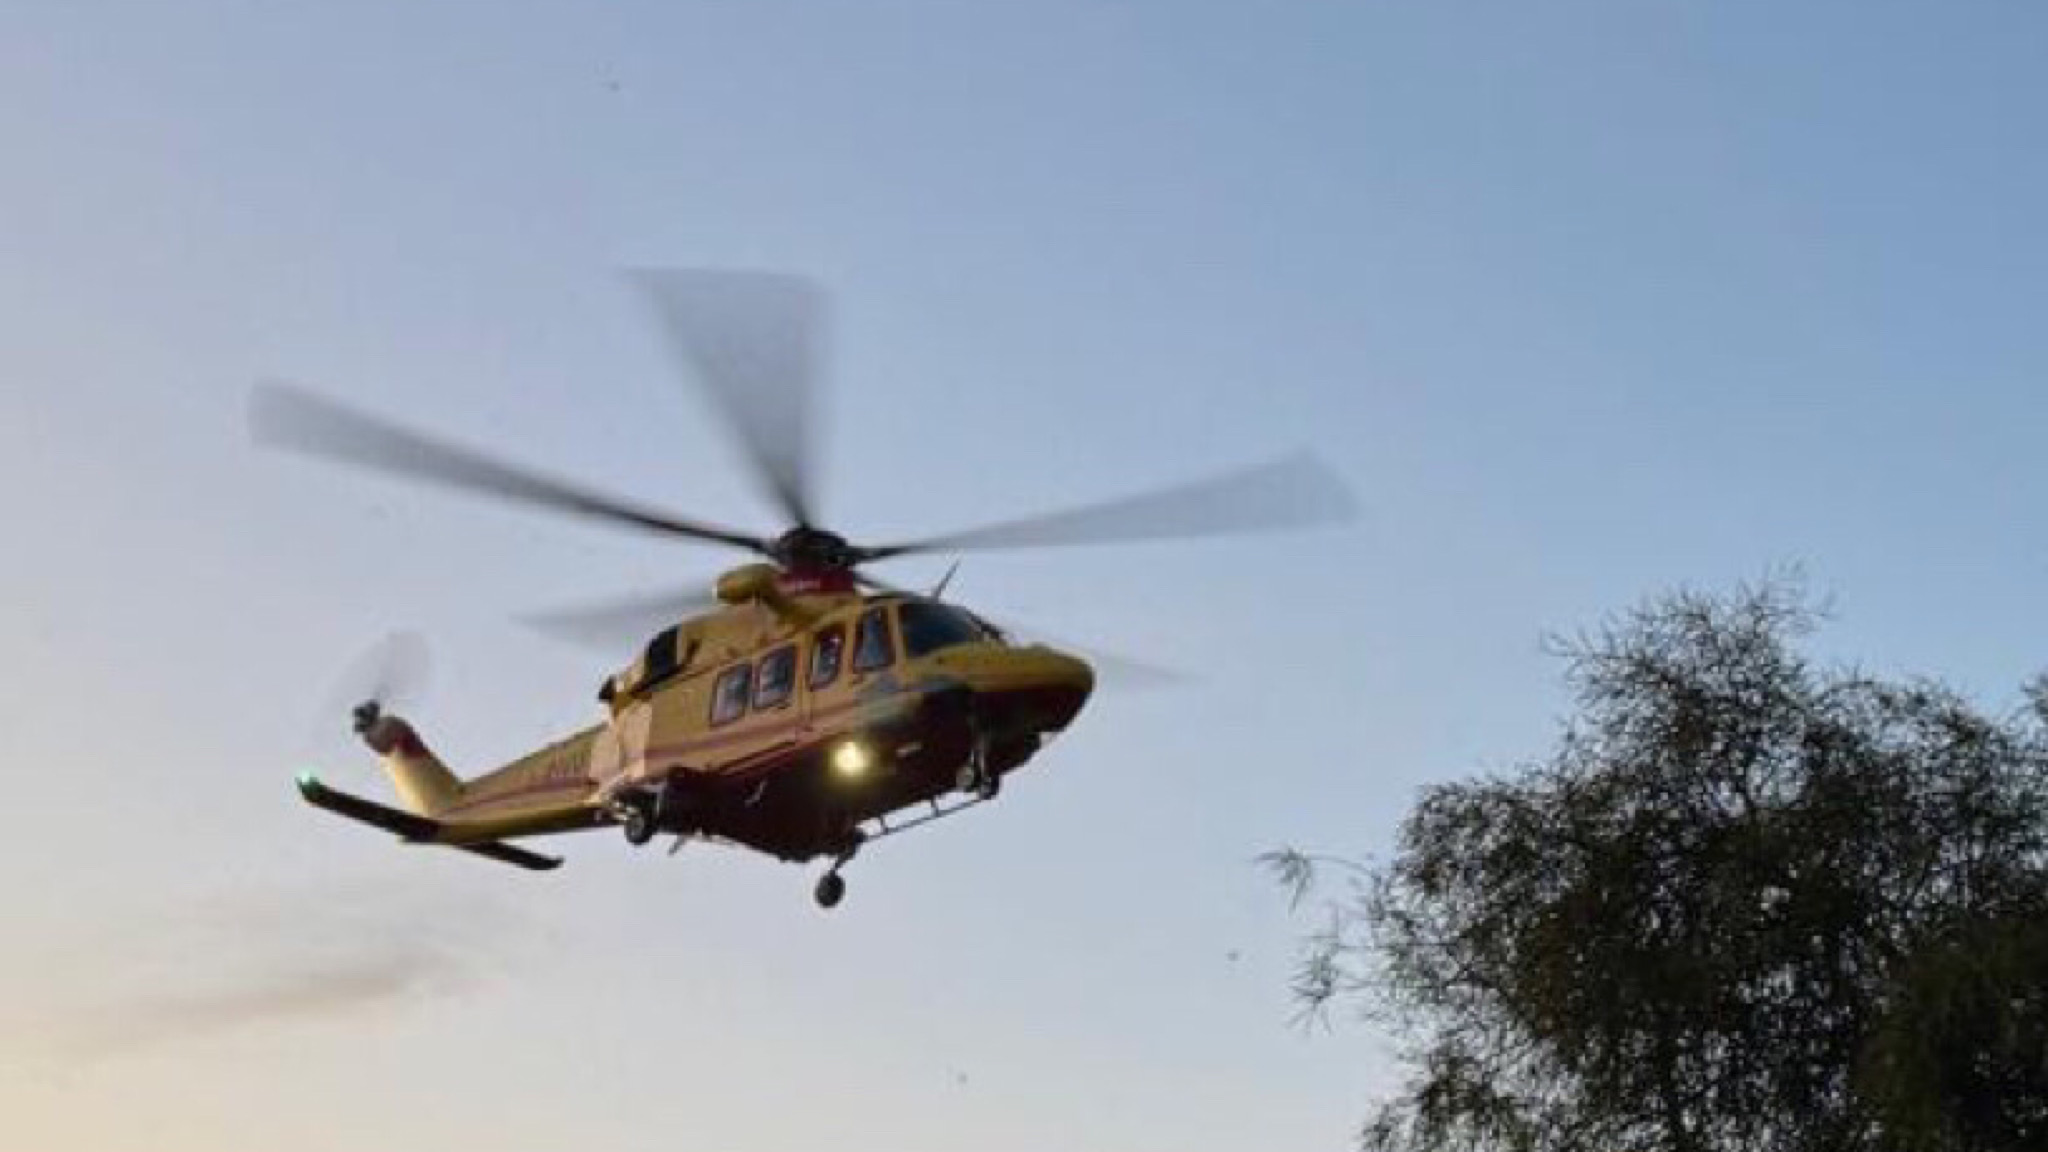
[
  {"x1": 814, "y1": 872, "x2": 847, "y2": 909},
  {"x1": 622, "y1": 802, "x2": 657, "y2": 847}
]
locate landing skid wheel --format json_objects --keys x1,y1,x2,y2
[{"x1": 814, "y1": 872, "x2": 847, "y2": 909}]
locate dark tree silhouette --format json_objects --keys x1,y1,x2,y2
[{"x1": 1270, "y1": 582, "x2": 2048, "y2": 1152}]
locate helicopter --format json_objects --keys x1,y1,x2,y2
[{"x1": 256, "y1": 269, "x2": 1354, "y2": 908}]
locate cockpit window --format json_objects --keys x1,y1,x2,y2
[
  {"x1": 898, "y1": 601, "x2": 986, "y2": 659},
  {"x1": 967, "y1": 612, "x2": 1006, "y2": 643},
  {"x1": 851, "y1": 606, "x2": 895, "y2": 673}
]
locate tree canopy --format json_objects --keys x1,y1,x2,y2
[{"x1": 1272, "y1": 583, "x2": 2048, "y2": 1152}]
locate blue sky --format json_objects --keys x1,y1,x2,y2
[{"x1": 3, "y1": 3, "x2": 2044, "y2": 1150}]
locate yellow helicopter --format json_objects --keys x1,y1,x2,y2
[{"x1": 256, "y1": 269, "x2": 1353, "y2": 907}]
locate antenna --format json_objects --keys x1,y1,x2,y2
[{"x1": 930, "y1": 560, "x2": 962, "y2": 600}]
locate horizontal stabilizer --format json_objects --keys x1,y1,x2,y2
[
  {"x1": 455, "y1": 839, "x2": 564, "y2": 871},
  {"x1": 296, "y1": 774, "x2": 562, "y2": 872},
  {"x1": 298, "y1": 775, "x2": 439, "y2": 839}
]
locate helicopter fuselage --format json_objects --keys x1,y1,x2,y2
[{"x1": 371, "y1": 585, "x2": 1093, "y2": 865}]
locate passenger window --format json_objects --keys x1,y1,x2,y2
[
  {"x1": 755, "y1": 645, "x2": 797, "y2": 710},
  {"x1": 710, "y1": 663, "x2": 752, "y2": 726},
  {"x1": 851, "y1": 606, "x2": 895, "y2": 673},
  {"x1": 809, "y1": 624, "x2": 846, "y2": 689}
]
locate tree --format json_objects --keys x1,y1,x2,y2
[{"x1": 1270, "y1": 582, "x2": 2048, "y2": 1152}]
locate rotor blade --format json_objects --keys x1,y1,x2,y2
[
  {"x1": 519, "y1": 585, "x2": 722, "y2": 649},
  {"x1": 630, "y1": 268, "x2": 825, "y2": 529},
  {"x1": 855, "y1": 453, "x2": 1356, "y2": 561},
  {"x1": 251, "y1": 382, "x2": 771, "y2": 554}
]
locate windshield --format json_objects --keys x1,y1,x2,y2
[{"x1": 897, "y1": 601, "x2": 987, "y2": 658}]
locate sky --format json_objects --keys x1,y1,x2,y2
[{"x1": 2, "y1": 2, "x2": 2044, "y2": 1149}]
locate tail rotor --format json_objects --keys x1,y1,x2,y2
[{"x1": 309, "y1": 630, "x2": 434, "y2": 773}]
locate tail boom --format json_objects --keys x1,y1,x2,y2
[{"x1": 357, "y1": 708, "x2": 464, "y2": 817}]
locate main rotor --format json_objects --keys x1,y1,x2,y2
[{"x1": 252, "y1": 268, "x2": 1357, "y2": 643}]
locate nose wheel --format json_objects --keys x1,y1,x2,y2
[
  {"x1": 813, "y1": 832, "x2": 862, "y2": 909},
  {"x1": 813, "y1": 871, "x2": 847, "y2": 908}
]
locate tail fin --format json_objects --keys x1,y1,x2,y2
[{"x1": 357, "y1": 708, "x2": 463, "y2": 817}]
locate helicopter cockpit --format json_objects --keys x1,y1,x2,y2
[{"x1": 896, "y1": 600, "x2": 1001, "y2": 657}]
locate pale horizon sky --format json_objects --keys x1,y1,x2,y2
[{"x1": 4, "y1": 3, "x2": 2045, "y2": 1151}]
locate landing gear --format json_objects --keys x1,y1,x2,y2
[
  {"x1": 956, "y1": 728, "x2": 1001, "y2": 800},
  {"x1": 813, "y1": 871, "x2": 846, "y2": 909},
  {"x1": 617, "y1": 777, "x2": 706, "y2": 848},
  {"x1": 622, "y1": 803, "x2": 657, "y2": 846},
  {"x1": 615, "y1": 791, "x2": 658, "y2": 847},
  {"x1": 955, "y1": 761, "x2": 1000, "y2": 799},
  {"x1": 813, "y1": 831, "x2": 862, "y2": 910}
]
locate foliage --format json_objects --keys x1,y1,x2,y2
[{"x1": 1271, "y1": 583, "x2": 2048, "y2": 1152}]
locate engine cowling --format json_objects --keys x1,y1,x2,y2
[{"x1": 715, "y1": 563, "x2": 780, "y2": 605}]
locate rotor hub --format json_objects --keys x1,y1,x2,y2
[{"x1": 770, "y1": 526, "x2": 857, "y2": 572}]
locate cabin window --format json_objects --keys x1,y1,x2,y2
[
  {"x1": 754, "y1": 645, "x2": 797, "y2": 710},
  {"x1": 851, "y1": 606, "x2": 895, "y2": 673},
  {"x1": 710, "y1": 663, "x2": 753, "y2": 726},
  {"x1": 898, "y1": 602, "x2": 985, "y2": 658},
  {"x1": 809, "y1": 624, "x2": 846, "y2": 689}
]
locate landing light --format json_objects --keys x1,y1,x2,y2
[{"x1": 830, "y1": 739, "x2": 873, "y2": 780}]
